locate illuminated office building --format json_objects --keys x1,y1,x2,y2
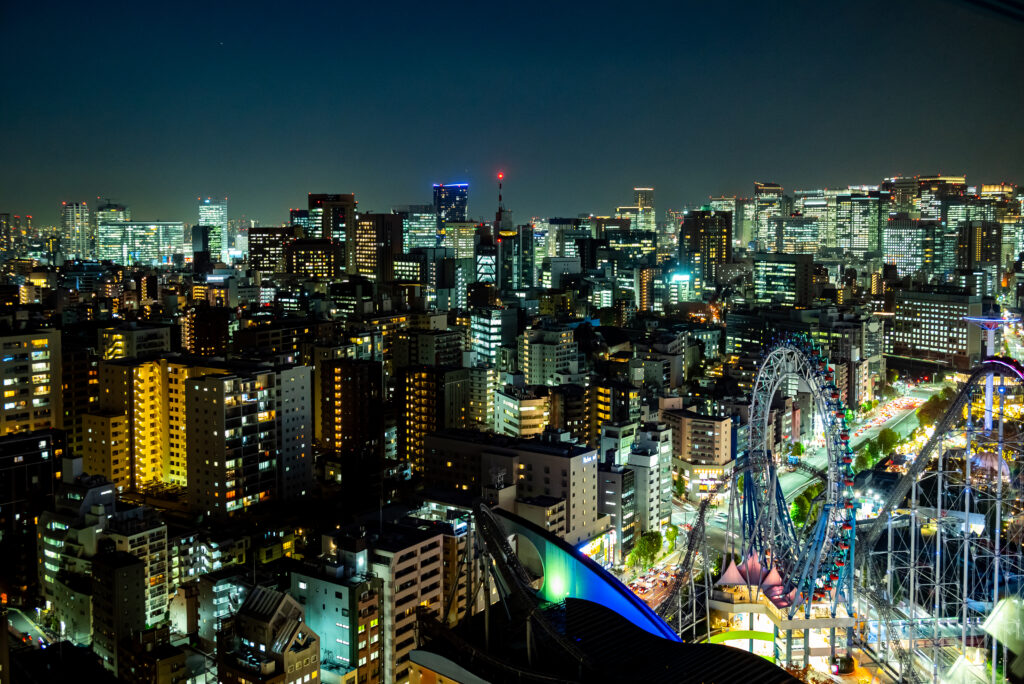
[
  {"x1": 0, "y1": 328, "x2": 61, "y2": 435},
  {"x1": 631, "y1": 187, "x2": 656, "y2": 234},
  {"x1": 494, "y1": 384, "x2": 550, "y2": 438},
  {"x1": 753, "y1": 182, "x2": 788, "y2": 250},
  {"x1": 835, "y1": 189, "x2": 889, "y2": 256},
  {"x1": 752, "y1": 253, "x2": 814, "y2": 307},
  {"x1": 771, "y1": 215, "x2": 819, "y2": 254},
  {"x1": 497, "y1": 223, "x2": 535, "y2": 289},
  {"x1": 308, "y1": 193, "x2": 357, "y2": 262},
  {"x1": 440, "y1": 221, "x2": 477, "y2": 259},
  {"x1": 286, "y1": 238, "x2": 341, "y2": 278},
  {"x1": 471, "y1": 305, "x2": 520, "y2": 366},
  {"x1": 288, "y1": 208, "x2": 314, "y2": 236},
  {"x1": 97, "y1": 221, "x2": 184, "y2": 265},
  {"x1": 918, "y1": 174, "x2": 966, "y2": 221},
  {"x1": 679, "y1": 209, "x2": 732, "y2": 290},
  {"x1": 395, "y1": 204, "x2": 438, "y2": 250},
  {"x1": 433, "y1": 183, "x2": 469, "y2": 232},
  {"x1": 197, "y1": 197, "x2": 228, "y2": 262},
  {"x1": 92, "y1": 201, "x2": 130, "y2": 255},
  {"x1": 350, "y1": 213, "x2": 404, "y2": 280},
  {"x1": 248, "y1": 226, "x2": 299, "y2": 272},
  {"x1": 883, "y1": 213, "x2": 939, "y2": 278},
  {"x1": 518, "y1": 327, "x2": 578, "y2": 386},
  {"x1": 892, "y1": 286, "x2": 982, "y2": 370},
  {"x1": 61, "y1": 201, "x2": 91, "y2": 259}
]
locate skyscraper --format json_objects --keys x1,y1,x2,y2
[
  {"x1": 197, "y1": 197, "x2": 228, "y2": 262},
  {"x1": 288, "y1": 208, "x2": 315, "y2": 237},
  {"x1": 433, "y1": 183, "x2": 469, "y2": 232},
  {"x1": 632, "y1": 187, "x2": 656, "y2": 233},
  {"x1": 97, "y1": 221, "x2": 184, "y2": 265},
  {"x1": 61, "y1": 201, "x2": 90, "y2": 258},
  {"x1": 308, "y1": 193, "x2": 357, "y2": 242},
  {"x1": 394, "y1": 204, "x2": 438, "y2": 250},
  {"x1": 679, "y1": 209, "x2": 732, "y2": 291},
  {"x1": 350, "y1": 213, "x2": 404, "y2": 280},
  {"x1": 753, "y1": 182, "x2": 788, "y2": 250}
]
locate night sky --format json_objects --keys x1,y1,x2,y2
[{"x1": 2, "y1": 1, "x2": 1022, "y2": 226}]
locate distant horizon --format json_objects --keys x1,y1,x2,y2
[{"x1": 6, "y1": 167, "x2": 1018, "y2": 229}]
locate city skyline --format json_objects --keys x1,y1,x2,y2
[{"x1": 2, "y1": 1, "x2": 1022, "y2": 223}]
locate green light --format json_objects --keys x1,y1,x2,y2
[{"x1": 547, "y1": 572, "x2": 567, "y2": 600}]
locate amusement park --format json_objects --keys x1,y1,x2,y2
[{"x1": 639, "y1": 330, "x2": 1024, "y2": 683}]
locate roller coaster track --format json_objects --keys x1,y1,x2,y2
[
  {"x1": 472, "y1": 503, "x2": 591, "y2": 668},
  {"x1": 857, "y1": 357, "x2": 1024, "y2": 561},
  {"x1": 656, "y1": 458, "x2": 828, "y2": 621}
]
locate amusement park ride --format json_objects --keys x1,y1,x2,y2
[{"x1": 656, "y1": 333, "x2": 1024, "y2": 683}]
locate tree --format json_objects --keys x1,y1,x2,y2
[
  {"x1": 673, "y1": 477, "x2": 686, "y2": 499},
  {"x1": 887, "y1": 368, "x2": 899, "y2": 385},
  {"x1": 792, "y1": 442, "x2": 805, "y2": 457},
  {"x1": 625, "y1": 547, "x2": 641, "y2": 570},
  {"x1": 864, "y1": 440, "x2": 881, "y2": 465},
  {"x1": 633, "y1": 532, "x2": 661, "y2": 568},
  {"x1": 854, "y1": 451, "x2": 871, "y2": 473},
  {"x1": 877, "y1": 427, "x2": 899, "y2": 455},
  {"x1": 665, "y1": 524, "x2": 679, "y2": 551},
  {"x1": 791, "y1": 497, "x2": 810, "y2": 527}
]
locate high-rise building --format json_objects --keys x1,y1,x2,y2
[
  {"x1": 321, "y1": 358, "x2": 383, "y2": 456},
  {"x1": 288, "y1": 208, "x2": 314, "y2": 236},
  {"x1": 197, "y1": 197, "x2": 228, "y2": 262},
  {"x1": 0, "y1": 327, "x2": 61, "y2": 435},
  {"x1": 957, "y1": 220, "x2": 1003, "y2": 271},
  {"x1": 285, "y1": 238, "x2": 342, "y2": 278},
  {"x1": 836, "y1": 189, "x2": 890, "y2": 256},
  {"x1": 91, "y1": 201, "x2": 130, "y2": 256},
  {"x1": 518, "y1": 326, "x2": 579, "y2": 386},
  {"x1": 496, "y1": 223, "x2": 536, "y2": 289},
  {"x1": 892, "y1": 286, "x2": 982, "y2": 371},
  {"x1": 248, "y1": 226, "x2": 299, "y2": 272},
  {"x1": 658, "y1": 407, "x2": 732, "y2": 499},
  {"x1": 469, "y1": 306, "x2": 517, "y2": 367},
  {"x1": 678, "y1": 209, "x2": 732, "y2": 290},
  {"x1": 494, "y1": 384, "x2": 550, "y2": 437},
  {"x1": 308, "y1": 193, "x2": 357, "y2": 247},
  {"x1": 91, "y1": 550, "x2": 147, "y2": 675},
  {"x1": 753, "y1": 182, "x2": 788, "y2": 250},
  {"x1": 440, "y1": 221, "x2": 477, "y2": 259},
  {"x1": 398, "y1": 366, "x2": 469, "y2": 471},
  {"x1": 918, "y1": 174, "x2": 966, "y2": 221},
  {"x1": 350, "y1": 213, "x2": 404, "y2": 279},
  {"x1": 97, "y1": 221, "x2": 184, "y2": 264},
  {"x1": 771, "y1": 215, "x2": 820, "y2": 255},
  {"x1": 186, "y1": 364, "x2": 311, "y2": 517},
  {"x1": 0, "y1": 430, "x2": 62, "y2": 604},
  {"x1": 883, "y1": 213, "x2": 939, "y2": 278},
  {"x1": 0, "y1": 212, "x2": 11, "y2": 253},
  {"x1": 752, "y1": 253, "x2": 814, "y2": 307},
  {"x1": 433, "y1": 183, "x2": 469, "y2": 232},
  {"x1": 628, "y1": 187, "x2": 656, "y2": 234},
  {"x1": 61, "y1": 201, "x2": 90, "y2": 259},
  {"x1": 587, "y1": 380, "x2": 641, "y2": 447},
  {"x1": 394, "y1": 204, "x2": 438, "y2": 250},
  {"x1": 290, "y1": 542, "x2": 383, "y2": 683}
]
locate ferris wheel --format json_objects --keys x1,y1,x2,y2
[{"x1": 738, "y1": 334, "x2": 857, "y2": 618}]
